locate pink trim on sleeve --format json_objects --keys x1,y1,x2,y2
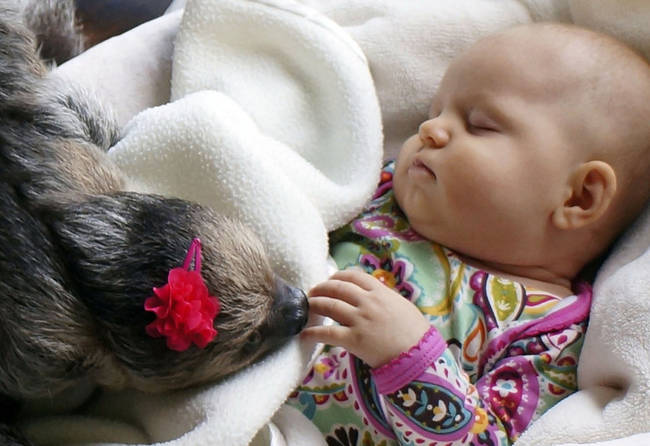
[{"x1": 371, "y1": 326, "x2": 446, "y2": 395}]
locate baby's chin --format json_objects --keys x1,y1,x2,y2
[{"x1": 408, "y1": 224, "x2": 496, "y2": 265}]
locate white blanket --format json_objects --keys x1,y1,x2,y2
[{"x1": 27, "y1": 0, "x2": 649, "y2": 445}]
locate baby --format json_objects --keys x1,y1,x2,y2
[{"x1": 287, "y1": 23, "x2": 650, "y2": 445}]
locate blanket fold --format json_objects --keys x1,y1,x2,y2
[{"x1": 171, "y1": 0, "x2": 383, "y2": 232}]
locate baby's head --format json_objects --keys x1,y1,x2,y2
[{"x1": 393, "y1": 23, "x2": 650, "y2": 283}]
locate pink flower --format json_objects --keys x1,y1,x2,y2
[
  {"x1": 144, "y1": 268, "x2": 220, "y2": 351},
  {"x1": 360, "y1": 253, "x2": 418, "y2": 301}
]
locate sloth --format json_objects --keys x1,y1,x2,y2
[{"x1": 0, "y1": 2, "x2": 308, "y2": 444}]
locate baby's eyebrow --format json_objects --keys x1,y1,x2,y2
[{"x1": 471, "y1": 98, "x2": 511, "y2": 126}]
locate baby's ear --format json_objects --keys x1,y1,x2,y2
[{"x1": 552, "y1": 161, "x2": 617, "y2": 230}]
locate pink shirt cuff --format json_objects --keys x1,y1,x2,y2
[{"x1": 371, "y1": 326, "x2": 446, "y2": 394}]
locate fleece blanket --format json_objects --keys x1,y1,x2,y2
[{"x1": 30, "y1": 0, "x2": 649, "y2": 445}]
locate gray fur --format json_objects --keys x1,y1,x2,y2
[
  {"x1": 0, "y1": 2, "x2": 307, "y2": 444},
  {"x1": 20, "y1": 0, "x2": 84, "y2": 64}
]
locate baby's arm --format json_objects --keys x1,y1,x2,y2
[{"x1": 303, "y1": 269, "x2": 584, "y2": 445}]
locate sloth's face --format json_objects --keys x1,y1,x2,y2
[{"x1": 63, "y1": 198, "x2": 309, "y2": 392}]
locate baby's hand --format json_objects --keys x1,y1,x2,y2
[{"x1": 302, "y1": 269, "x2": 431, "y2": 368}]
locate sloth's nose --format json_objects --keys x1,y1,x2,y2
[{"x1": 273, "y1": 278, "x2": 309, "y2": 336}]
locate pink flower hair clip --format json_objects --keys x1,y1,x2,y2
[{"x1": 144, "y1": 238, "x2": 221, "y2": 351}]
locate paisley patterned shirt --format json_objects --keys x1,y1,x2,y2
[{"x1": 287, "y1": 162, "x2": 591, "y2": 446}]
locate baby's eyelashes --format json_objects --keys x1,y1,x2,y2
[{"x1": 467, "y1": 122, "x2": 498, "y2": 133}]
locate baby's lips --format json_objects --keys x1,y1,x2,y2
[{"x1": 411, "y1": 157, "x2": 437, "y2": 180}]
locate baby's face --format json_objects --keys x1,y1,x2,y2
[{"x1": 393, "y1": 35, "x2": 589, "y2": 265}]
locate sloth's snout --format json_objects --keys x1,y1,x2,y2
[{"x1": 273, "y1": 278, "x2": 309, "y2": 336}]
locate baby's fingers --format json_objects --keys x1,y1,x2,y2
[
  {"x1": 331, "y1": 269, "x2": 382, "y2": 291},
  {"x1": 309, "y1": 279, "x2": 364, "y2": 305},
  {"x1": 301, "y1": 324, "x2": 353, "y2": 349},
  {"x1": 308, "y1": 297, "x2": 357, "y2": 326}
]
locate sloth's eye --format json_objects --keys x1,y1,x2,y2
[{"x1": 243, "y1": 331, "x2": 263, "y2": 354}]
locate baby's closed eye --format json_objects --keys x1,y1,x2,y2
[
  {"x1": 467, "y1": 110, "x2": 500, "y2": 132},
  {"x1": 467, "y1": 116, "x2": 499, "y2": 132}
]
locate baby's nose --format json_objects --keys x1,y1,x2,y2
[{"x1": 419, "y1": 119, "x2": 450, "y2": 148}]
